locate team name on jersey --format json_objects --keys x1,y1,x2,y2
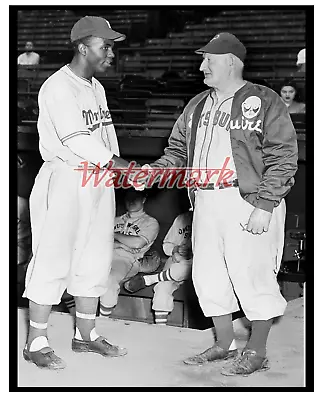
[
  {"x1": 198, "y1": 110, "x2": 231, "y2": 130},
  {"x1": 179, "y1": 225, "x2": 191, "y2": 239},
  {"x1": 198, "y1": 110, "x2": 262, "y2": 134},
  {"x1": 114, "y1": 222, "x2": 141, "y2": 235},
  {"x1": 82, "y1": 106, "x2": 112, "y2": 132}
]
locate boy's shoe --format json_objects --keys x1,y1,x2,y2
[
  {"x1": 124, "y1": 275, "x2": 147, "y2": 293},
  {"x1": 72, "y1": 336, "x2": 127, "y2": 357},
  {"x1": 183, "y1": 344, "x2": 238, "y2": 366},
  {"x1": 221, "y1": 348, "x2": 269, "y2": 376},
  {"x1": 23, "y1": 346, "x2": 66, "y2": 370}
]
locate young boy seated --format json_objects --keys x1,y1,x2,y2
[{"x1": 99, "y1": 188, "x2": 160, "y2": 317}]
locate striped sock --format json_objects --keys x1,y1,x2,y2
[
  {"x1": 154, "y1": 311, "x2": 169, "y2": 325},
  {"x1": 99, "y1": 304, "x2": 115, "y2": 317},
  {"x1": 145, "y1": 270, "x2": 175, "y2": 286},
  {"x1": 64, "y1": 297, "x2": 76, "y2": 313}
]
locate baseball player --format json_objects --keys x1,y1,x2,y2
[
  {"x1": 22, "y1": 16, "x2": 141, "y2": 370},
  {"x1": 99, "y1": 189, "x2": 159, "y2": 316},
  {"x1": 138, "y1": 33, "x2": 298, "y2": 376}
]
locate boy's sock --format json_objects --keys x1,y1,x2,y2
[
  {"x1": 154, "y1": 311, "x2": 169, "y2": 325},
  {"x1": 145, "y1": 270, "x2": 176, "y2": 286}
]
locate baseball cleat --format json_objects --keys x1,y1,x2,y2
[
  {"x1": 183, "y1": 344, "x2": 238, "y2": 366},
  {"x1": 23, "y1": 346, "x2": 66, "y2": 370},
  {"x1": 221, "y1": 348, "x2": 269, "y2": 376},
  {"x1": 72, "y1": 336, "x2": 127, "y2": 357},
  {"x1": 123, "y1": 275, "x2": 147, "y2": 293}
]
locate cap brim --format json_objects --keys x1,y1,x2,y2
[
  {"x1": 195, "y1": 45, "x2": 207, "y2": 54},
  {"x1": 102, "y1": 29, "x2": 126, "y2": 42}
]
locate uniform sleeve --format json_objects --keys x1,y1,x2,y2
[
  {"x1": 150, "y1": 112, "x2": 188, "y2": 169},
  {"x1": 41, "y1": 83, "x2": 114, "y2": 166},
  {"x1": 250, "y1": 91, "x2": 298, "y2": 212},
  {"x1": 139, "y1": 218, "x2": 160, "y2": 246}
]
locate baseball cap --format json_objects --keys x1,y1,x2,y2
[
  {"x1": 70, "y1": 16, "x2": 126, "y2": 42},
  {"x1": 195, "y1": 32, "x2": 246, "y2": 62},
  {"x1": 124, "y1": 187, "x2": 147, "y2": 200},
  {"x1": 296, "y1": 48, "x2": 305, "y2": 65}
]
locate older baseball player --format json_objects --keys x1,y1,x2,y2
[
  {"x1": 99, "y1": 189, "x2": 159, "y2": 316},
  {"x1": 22, "y1": 16, "x2": 140, "y2": 370},
  {"x1": 139, "y1": 33, "x2": 298, "y2": 376}
]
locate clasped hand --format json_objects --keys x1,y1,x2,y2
[
  {"x1": 128, "y1": 164, "x2": 152, "y2": 191},
  {"x1": 241, "y1": 207, "x2": 272, "y2": 235}
]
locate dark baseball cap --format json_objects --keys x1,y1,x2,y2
[
  {"x1": 195, "y1": 32, "x2": 246, "y2": 62},
  {"x1": 124, "y1": 187, "x2": 147, "y2": 200},
  {"x1": 71, "y1": 16, "x2": 126, "y2": 42}
]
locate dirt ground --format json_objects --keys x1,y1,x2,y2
[{"x1": 17, "y1": 298, "x2": 304, "y2": 388}]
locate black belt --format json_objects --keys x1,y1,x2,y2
[{"x1": 197, "y1": 179, "x2": 239, "y2": 190}]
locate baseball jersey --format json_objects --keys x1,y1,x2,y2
[
  {"x1": 192, "y1": 91, "x2": 238, "y2": 186},
  {"x1": 37, "y1": 65, "x2": 119, "y2": 167},
  {"x1": 114, "y1": 210, "x2": 160, "y2": 261},
  {"x1": 163, "y1": 212, "x2": 192, "y2": 257},
  {"x1": 17, "y1": 52, "x2": 40, "y2": 65}
]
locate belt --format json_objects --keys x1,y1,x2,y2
[{"x1": 197, "y1": 179, "x2": 239, "y2": 190}]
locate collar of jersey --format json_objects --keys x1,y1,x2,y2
[
  {"x1": 62, "y1": 65, "x2": 94, "y2": 88},
  {"x1": 124, "y1": 209, "x2": 146, "y2": 219}
]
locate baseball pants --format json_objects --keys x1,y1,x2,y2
[
  {"x1": 152, "y1": 257, "x2": 192, "y2": 312},
  {"x1": 192, "y1": 187, "x2": 287, "y2": 321},
  {"x1": 23, "y1": 159, "x2": 115, "y2": 305}
]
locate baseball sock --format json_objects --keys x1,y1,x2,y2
[
  {"x1": 144, "y1": 270, "x2": 178, "y2": 286},
  {"x1": 75, "y1": 297, "x2": 99, "y2": 341},
  {"x1": 27, "y1": 301, "x2": 52, "y2": 350},
  {"x1": 154, "y1": 311, "x2": 169, "y2": 325},
  {"x1": 245, "y1": 319, "x2": 273, "y2": 358},
  {"x1": 28, "y1": 321, "x2": 49, "y2": 352},
  {"x1": 64, "y1": 297, "x2": 76, "y2": 316},
  {"x1": 212, "y1": 314, "x2": 234, "y2": 351},
  {"x1": 99, "y1": 304, "x2": 115, "y2": 317}
]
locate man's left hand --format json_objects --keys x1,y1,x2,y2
[{"x1": 244, "y1": 207, "x2": 272, "y2": 235}]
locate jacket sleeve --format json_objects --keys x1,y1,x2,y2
[
  {"x1": 254, "y1": 92, "x2": 298, "y2": 212},
  {"x1": 150, "y1": 110, "x2": 188, "y2": 169}
]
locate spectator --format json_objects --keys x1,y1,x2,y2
[
  {"x1": 99, "y1": 189, "x2": 160, "y2": 317},
  {"x1": 279, "y1": 80, "x2": 305, "y2": 114},
  {"x1": 17, "y1": 41, "x2": 40, "y2": 65}
]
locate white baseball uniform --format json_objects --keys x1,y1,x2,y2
[
  {"x1": 191, "y1": 91, "x2": 287, "y2": 321},
  {"x1": 153, "y1": 211, "x2": 193, "y2": 313},
  {"x1": 23, "y1": 65, "x2": 120, "y2": 305}
]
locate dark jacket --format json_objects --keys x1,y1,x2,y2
[{"x1": 151, "y1": 82, "x2": 298, "y2": 213}]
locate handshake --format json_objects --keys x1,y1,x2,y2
[
  {"x1": 106, "y1": 155, "x2": 155, "y2": 192},
  {"x1": 127, "y1": 163, "x2": 153, "y2": 191}
]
